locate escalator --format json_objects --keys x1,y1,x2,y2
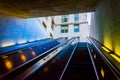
[
  {"x1": 0, "y1": 37, "x2": 119, "y2": 80},
  {"x1": 25, "y1": 42, "x2": 77, "y2": 80},
  {"x1": 88, "y1": 38, "x2": 120, "y2": 80},
  {"x1": 61, "y1": 43, "x2": 97, "y2": 80},
  {"x1": 89, "y1": 45, "x2": 119, "y2": 80},
  {"x1": 0, "y1": 37, "x2": 78, "y2": 80},
  {"x1": 0, "y1": 38, "x2": 68, "y2": 79}
]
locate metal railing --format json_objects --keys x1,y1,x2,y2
[
  {"x1": 86, "y1": 43, "x2": 99, "y2": 80},
  {"x1": 87, "y1": 37, "x2": 120, "y2": 79},
  {"x1": 21, "y1": 37, "x2": 79, "y2": 80},
  {"x1": 1, "y1": 37, "x2": 78, "y2": 80}
]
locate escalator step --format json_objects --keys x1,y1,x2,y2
[{"x1": 61, "y1": 43, "x2": 96, "y2": 80}]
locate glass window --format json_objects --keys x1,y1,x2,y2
[
  {"x1": 61, "y1": 25, "x2": 68, "y2": 33},
  {"x1": 50, "y1": 33, "x2": 53, "y2": 37},
  {"x1": 74, "y1": 14, "x2": 79, "y2": 22},
  {"x1": 42, "y1": 22, "x2": 47, "y2": 28},
  {"x1": 51, "y1": 25, "x2": 54, "y2": 30},
  {"x1": 61, "y1": 15, "x2": 69, "y2": 23},
  {"x1": 65, "y1": 37, "x2": 68, "y2": 40},
  {"x1": 74, "y1": 24, "x2": 79, "y2": 32},
  {"x1": 51, "y1": 18, "x2": 55, "y2": 30}
]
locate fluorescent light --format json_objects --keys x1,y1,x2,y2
[
  {"x1": 28, "y1": 39, "x2": 35, "y2": 42},
  {"x1": 1, "y1": 41, "x2": 16, "y2": 47},
  {"x1": 101, "y1": 46, "x2": 110, "y2": 53},
  {"x1": 110, "y1": 54, "x2": 120, "y2": 63},
  {"x1": 18, "y1": 40, "x2": 27, "y2": 44}
]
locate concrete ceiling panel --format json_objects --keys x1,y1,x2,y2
[{"x1": 0, "y1": 0, "x2": 100, "y2": 18}]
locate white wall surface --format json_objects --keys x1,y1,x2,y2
[{"x1": 53, "y1": 13, "x2": 90, "y2": 42}]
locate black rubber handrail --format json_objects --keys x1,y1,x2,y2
[
  {"x1": 89, "y1": 36, "x2": 120, "y2": 58},
  {"x1": 22, "y1": 37, "x2": 78, "y2": 80},
  {"x1": 87, "y1": 37, "x2": 120, "y2": 79}
]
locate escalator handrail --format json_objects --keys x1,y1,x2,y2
[
  {"x1": 22, "y1": 37, "x2": 78, "y2": 80},
  {"x1": 0, "y1": 38, "x2": 65, "y2": 55},
  {"x1": 1, "y1": 37, "x2": 77, "y2": 79},
  {"x1": 0, "y1": 38, "x2": 70, "y2": 78},
  {"x1": 86, "y1": 43, "x2": 99, "y2": 80},
  {"x1": 0, "y1": 38, "x2": 52, "y2": 54},
  {"x1": 87, "y1": 37, "x2": 120, "y2": 79}
]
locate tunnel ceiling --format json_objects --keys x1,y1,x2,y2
[{"x1": 0, "y1": 0, "x2": 100, "y2": 18}]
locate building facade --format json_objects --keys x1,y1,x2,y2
[
  {"x1": 53, "y1": 13, "x2": 89, "y2": 42},
  {"x1": 39, "y1": 16, "x2": 54, "y2": 38}
]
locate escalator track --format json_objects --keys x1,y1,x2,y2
[{"x1": 61, "y1": 43, "x2": 97, "y2": 80}]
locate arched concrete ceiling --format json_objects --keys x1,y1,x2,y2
[{"x1": 0, "y1": 0, "x2": 100, "y2": 18}]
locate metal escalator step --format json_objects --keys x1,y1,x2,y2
[
  {"x1": 61, "y1": 43, "x2": 97, "y2": 80},
  {"x1": 63, "y1": 74, "x2": 96, "y2": 80}
]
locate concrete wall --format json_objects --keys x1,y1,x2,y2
[
  {"x1": 90, "y1": 0, "x2": 120, "y2": 56},
  {"x1": 0, "y1": 15, "x2": 50, "y2": 48}
]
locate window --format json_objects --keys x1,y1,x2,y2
[
  {"x1": 50, "y1": 33, "x2": 53, "y2": 37},
  {"x1": 61, "y1": 15, "x2": 69, "y2": 23},
  {"x1": 77, "y1": 37, "x2": 80, "y2": 39},
  {"x1": 51, "y1": 19, "x2": 55, "y2": 30},
  {"x1": 45, "y1": 17, "x2": 48, "y2": 20},
  {"x1": 51, "y1": 25, "x2": 54, "y2": 30},
  {"x1": 74, "y1": 14, "x2": 79, "y2": 22},
  {"x1": 42, "y1": 22, "x2": 47, "y2": 28},
  {"x1": 74, "y1": 24, "x2": 79, "y2": 32},
  {"x1": 61, "y1": 25, "x2": 68, "y2": 33},
  {"x1": 65, "y1": 37, "x2": 68, "y2": 40}
]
